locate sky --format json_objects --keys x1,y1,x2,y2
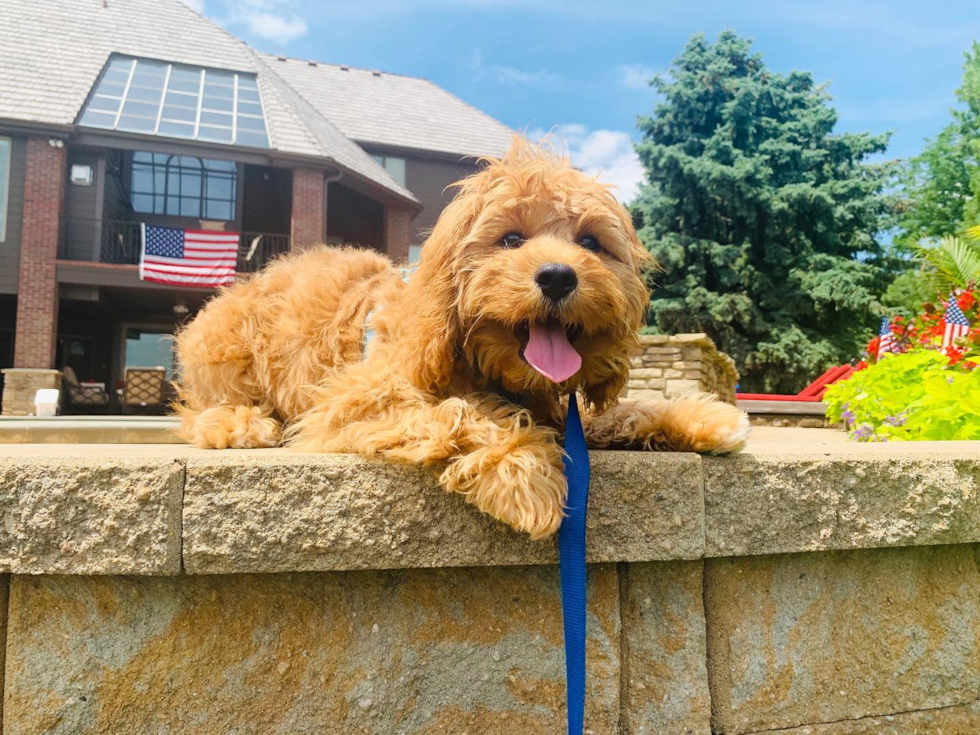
[{"x1": 184, "y1": 0, "x2": 980, "y2": 203}]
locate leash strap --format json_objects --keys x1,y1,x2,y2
[{"x1": 558, "y1": 392, "x2": 590, "y2": 735}]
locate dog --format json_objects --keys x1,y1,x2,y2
[{"x1": 175, "y1": 138, "x2": 749, "y2": 539}]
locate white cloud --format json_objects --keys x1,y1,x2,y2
[
  {"x1": 532, "y1": 124, "x2": 645, "y2": 204},
  {"x1": 619, "y1": 64, "x2": 657, "y2": 91},
  {"x1": 179, "y1": 0, "x2": 205, "y2": 12},
  {"x1": 469, "y1": 49, "x2": 562, "y2": 89},
  {"x1": 241, "y1": 11, "x2": 308, "y2": 43},
  {"x1": 216, "y1": 0, "x2": 309, "y2": 44}
]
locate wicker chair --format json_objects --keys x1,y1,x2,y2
[
  {"x1": 120, "y1": 367, "x2": 168, "y2": 414},
  {"x1": 61, "y1": 366, "x2": 110, "y2": 413}
]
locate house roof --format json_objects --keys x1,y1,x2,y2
[
  {"x1": 261, "y1": 55, "x2": 514, "y2": 159},
  {"x1": 0, "y1": 0, "x2": 500, "y2": 206}
]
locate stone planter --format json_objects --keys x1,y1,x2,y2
[{"x1": 0, "y1": 440, "x2": 979, "y2": 733}]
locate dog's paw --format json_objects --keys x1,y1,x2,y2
[
  {"x1": 705, "y1": 408, "x2": 751, "y2": 455},
  {"x1": 441, "y1": 443, "x2": 566, "y2": 540},
  {"x1": 184, "y1": 406, "x2": 281, "y2": 449},
  {"x1": 656, "y1": 396, "x2": 750, "y2": 455}
]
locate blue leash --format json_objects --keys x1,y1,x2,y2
[{"x1": 558, "y1": 393, "x2": 590, "y2": 735}]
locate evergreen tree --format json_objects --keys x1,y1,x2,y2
[{"x1": 632, "y1": 31, "x2": 897, "y2": 392}]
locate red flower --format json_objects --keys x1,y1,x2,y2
[
  {"x1": 947, "y1": 346, "x2": 966, "y2": 366},
  {"x1": 866, "y1": 336, "x2": 880, "y2": 355},
  {"x1": 958, "y1": 291, "x2": 976, "y2": 311},
  {"x1": 855, "y1": 360, "x2": 869, "y2": 371}
]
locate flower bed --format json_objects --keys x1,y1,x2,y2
[{"x1": 825, "y1": 290, "x2": 980, "y2": 441}]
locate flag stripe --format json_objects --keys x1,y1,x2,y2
[{"x1": 140, "y1": 224, "x2": 240, "y2": 289}]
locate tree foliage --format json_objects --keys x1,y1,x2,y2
[
  {"x1": 631, "y1": 31, "x2": 897, "y2": 392},
  {"x1": 897, "y1": 41, "x2": 980, "y2": 244}
]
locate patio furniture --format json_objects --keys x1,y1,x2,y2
[
  {"x1": 736, "y1": 364, "x2": 855, "y2": 402},
  {"x1": 119, "y1": 367, "x2": 168, "y2": 415},
  {"x1": 61, "y1": 366, "x2": 110, "y2": 414}
]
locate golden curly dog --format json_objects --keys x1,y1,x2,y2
[{"x1": 175, "y1": 139, "x2": 748, "y2": 539}]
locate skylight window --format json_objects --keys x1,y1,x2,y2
[{"x1": 79, "y1": 56, "x2": 269, "y2": 149}]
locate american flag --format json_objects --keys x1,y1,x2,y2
[
  {"x1": 139, "y1": 225, "x2": 239, "y2": 288},
  {"x1": 941, "y1": 295, "x2": 971, "y2": 353},
  {"x1": 876, "y1": 316, "x2": 898, "y2": 360}
]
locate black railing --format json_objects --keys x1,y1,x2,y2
[{"x1": 59, "y1": 219, "x2": 291, "y2": 273}]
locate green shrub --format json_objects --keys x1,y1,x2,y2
[{"x1": 824, "y1": 350, "x2": 980, "y2": 441}]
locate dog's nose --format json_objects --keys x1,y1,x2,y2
[{"x1": 534, "y1": 263, "x2": 578, "y2": 301}]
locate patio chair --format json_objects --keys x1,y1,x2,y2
[
  {"x1": 61, "y1": 366, "x2": 110, "y2": 414},
  {"x1": 120, "y1": 367, "x2": 168, "y2": 414},
  {"x1": 736, "y1": 364, "x2": 855, "y2": 402}
]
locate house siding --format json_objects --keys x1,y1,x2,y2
[
  {"x1": 63, "y1": 149, "x2": 102, "y2": 261},
  {"x1": 0, "y1": 136, "x2": 27, "y2": 294},
  {"x1": 403, "y1": 155, "x2": 481, "y2": 245}
]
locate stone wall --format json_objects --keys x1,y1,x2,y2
[
  {"x1": 1, "y1": 442, "x2": 980, "y2": 733},
  {"x1": 628, "y1": 333, "x2": 738, "y2": 404},
  {"x1": 0, "y1": 368, "x2": 60, "y2": 416}
]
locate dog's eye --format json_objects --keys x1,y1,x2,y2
[
  {"x1": 578, "y1": 235, "x2": 602, "y2": 253},
  {"x1": 500, "y1": 232, "x2": 525, "y2": 249}
]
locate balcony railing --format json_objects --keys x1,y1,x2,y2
[{"x1": 59, "y1": 219, "x2": 291, "y2": 274}]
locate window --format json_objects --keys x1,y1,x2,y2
[
  {"x1": 0, "y1": 137, "x2": 9, "y2": 242},
  {"x1": 371, "y1": 154, "x2": 406, "y2": 186},
  {"x1": 130, "y1": 152, "x2": 237, "y2": 221},
  {"x1": 79, "y1": 56, "x2": 269, "y2": 149},
  {"x1": 125, "y1": 327, "x2": 174, "y2": 379}
]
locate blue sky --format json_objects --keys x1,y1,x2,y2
[{"x1": 186, "y1": 0, "x2": 980, "y2": 202}]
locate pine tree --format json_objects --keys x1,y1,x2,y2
[{"x1": 632, "y1": 31, "x2": 897, "y2": 392}]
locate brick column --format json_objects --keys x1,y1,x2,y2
[
  {"x1": 290, "y1": 168, "x2": 325, "y2": 252},
  {"x1": 384, "y1": 206, "x2": 413, "y2": 263},
  {"x1": 13, "y1": 137, "x2": 66, "y2": 369}
]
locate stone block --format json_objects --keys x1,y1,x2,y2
[
  {"x1": 0, "y1": 457, "x2": 183, "y2": 575},
  {"x1": 627, "y1": 389, "x2": 666, "y2": 402},
  {"x1": 1, "y1": 368, "x2": 60, "y2": 416},
  {"x1": 665, "y1": 379, "x2": 701, "y2": 397},
  {"x1": 664, "y1": 369, "x2": 685, "y2": 379},
  {"x1": 4, "y1": 566, "x2": 621, "y2": 734},
  {"x1": 682, "y1": 347, "x2": 703, "y2": 361},
  {"x1": 704, "y1": 545, "x2": 980, "y2": 733},
  {"x1": 767, "y1": 701, "x2": 980, "y2": 733},
  {"x1": 630, "y1": 368, "x2": 664, "y2": 379},
  {"x1": 671, "y1": 361, "x2": 703, "y2": 371},
  {"x1": 644, "y1": 347, "x2": 683, "y2": 357},
  {"x1": 628, "y1": 379, "x2": 650, "y2": 390},
  {"x1": 703, "y1": 453, "x2": 980, "y2": 557},
  {"x1": 183, "y1": 451, "x2": 704, "y2": 574},
  {"x1": 638, "y1": 334, "x2": 670, "y2": 346},
  {"x1": 621, "y1": 561, "x2": 711, "y2": 734}
]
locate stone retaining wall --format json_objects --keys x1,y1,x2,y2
[
  {"x1": 0, "y1": 441, "x2": 979, "y2": 733},
  {"x1": 0, "y1": 368, "x2": 60, "y2": 416},
  {"x1": 627, "y1": 333, "x2": 738, "y2": 404}
]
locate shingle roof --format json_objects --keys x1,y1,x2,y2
[
  {"x1": 262, "y1": 55, "x2": 514, "y2": 159},
  {"x1": 0, "y1": 0, "x2": 417, "y2": 204}
]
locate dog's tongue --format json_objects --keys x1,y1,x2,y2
[{"x1": 525, "y1": 321, "x2": 581, "y2": 384}]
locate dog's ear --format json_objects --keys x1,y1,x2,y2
[
  {"x1": 586, "y1": 207, "x2": 651, "y2": 413},
  {"x1": 397, "y1": 190, "x2": 480, "y2": 392}
]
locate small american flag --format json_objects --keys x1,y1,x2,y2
[
  {"x1": 876, "y1": 316, "x2": 898, "y2": 360},
  {"x1": 140, "y1": 225, "x2": 239, "y2": 288},
  {"x1": 941, "y1": 295, "x2": 971, "y2": 353}
]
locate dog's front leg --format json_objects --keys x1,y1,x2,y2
[
  {"x1": 291, "y1": 384, "x2": 566, "y2": 539},
  {"x1": 583, "y1": 394, "x2": 750, "y2": 454}
]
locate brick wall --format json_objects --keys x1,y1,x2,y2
[
  {"x1": 384, "y1": 206, "x2": 412, "y2": 263},
  {"x1": 290, "y1": 168, "x2": 325, "y2": 251},
  {"x1": 627, "y1": 333, "x2": 738, "y2": 404},
  {"x1": 13, "y1": 137, "x2": 66, "y2": 369}
]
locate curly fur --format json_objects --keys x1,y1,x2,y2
[{"x1": 175, "y1": 137, "x2": 748, "y2": 538}]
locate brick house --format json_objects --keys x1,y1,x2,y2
[{"x1": 0, "y1": 0, "x2": 512, "y2": 414}]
